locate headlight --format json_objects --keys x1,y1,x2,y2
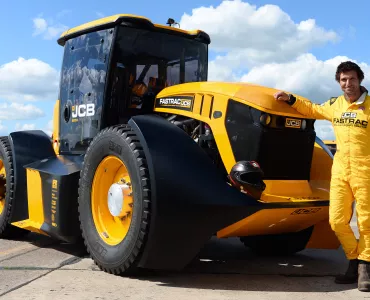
[
  {"x1": 301, "y1": 120, "x2": 307, "y2": 130},
  {"x1": 260, "y1": 113, "x2": 271, "y2": 126}
]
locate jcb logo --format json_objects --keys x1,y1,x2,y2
[
  {"x1": 52, "y1": 179, "x2": 58, "y2": 190},
  {"x1": 285, "y1": 118, "x2": 301, "y2": 128},
  {"x1": 291, "y1": 208, "x2": 321, "y2": 215},
  {"x1": 181, "y1": 100, "x2": 191, "y2": 107},
  {"x1": 341, "y1": 112, "x2": 357, "y2": 118},
  {"x1": 72, "y1": 104, "x2": 95, "y2": 118}
]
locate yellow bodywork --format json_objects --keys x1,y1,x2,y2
[
  {"x1": 155, "y1": 82, "x2": 318, "y2": 173},
  {"x1": 217, "y1": 207, "x2": 328, "y2": 237},
  {"x1": 12, "y1": 169, "x2": 48, "y2": 236},
  {"x1": 155, "y1": 82, "x2": 339, "y2": 248},
  {"x1": 52, "y1": 100, "x2": 60, "y2": 155},
  {"x1": 58, "y1": 14, "x2": 207, "y2": 46},
  {"x1": 323, "y1": 140, "x2": 336, "y2": 145},
  {"x1": 323, "y1": 139, "x2": 337, "y2": 154}
]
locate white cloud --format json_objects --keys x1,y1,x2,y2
[
  {"x1": 56, "y1": 10, "x2": 72, "y2": 19},
  {"x1": 96, "y1": 12, "x2": 105, "y2": 18},
  {"x1": 14, "y1": 120, "x2": 53, "y2": 137},
  {"x1": 208, "y1": 59, "x2": 236, "y2": 81},
  {"x1": 44, "y1": 119, "x2": 53, "y2": 137},
  {"x1": 180, "y1": 1, "x2": 370, "y2": 143},
  {"x1": 315, "y1": 120, "x2": 335, "y2": 141},
  {"x1": 32, "y1": 18, "x2": 48, "y2": 36},
  {"x1": 240, "y1": 54, "x2": 370, "y2": 103},
  {"x1": 180, "y1": 0, "x2": 344, "y2": 83},
  {"x1": 180, "y1": 0, "x2": 339, "y2": 65},
  {"x1": 0, "y1": 57, "x2": 59, "y2": 102},
  {"x1": 32, "y1": 17, "x2": 68, "y2": 40},
  {"x1": 0, "y1": 121, "x2": 7, "y2": 135},
  {"x1": 0, "y1": 103, "x2": 44, "y2": 120},
  {"x1": 15, "y1": 123, "x2": 36, "y2": 131},
  {"x1": 237, "y1": 54, "x2": 370, "y2": 141}
]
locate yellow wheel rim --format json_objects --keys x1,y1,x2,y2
[
  {"x1": 91, "y1": 155, "x2": 134, "y2": 246},
  {"x1": 0, "y1": 160, "x2": 6, "y2": 215}
]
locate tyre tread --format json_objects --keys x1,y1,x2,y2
[
  {"x1": 0, "y1": 137, "x2": 28, "y2": 238},
  {"x1": 77, "y1": 125, "x2": 151, "y2": 275}
]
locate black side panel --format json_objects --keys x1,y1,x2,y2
[
  {"x1": 26, "y1": 155, "x2": 84, "y2": 243},
  {"x1": 128, "y1": 115, "x2": 263, "y2": 270},
  {"x1": 225, "y1": 100, "x2": 316, "y2": 180},
  {"x1": 8, "y1": 130, "x2": 56, "y2": 222}
]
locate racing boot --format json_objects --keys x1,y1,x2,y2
[
  {"x1": 358, "y1": 261, "x2": 370, "y2": 292},
  {"x1": 334, "y1": 259, "x2": 358, "y2": 284}
]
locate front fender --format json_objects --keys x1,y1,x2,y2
[{"x1": 128, "y1": 115, "x2": 260, "y2": 270}]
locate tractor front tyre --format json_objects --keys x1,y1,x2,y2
[
  {"x1": 240, "y1": 226, "x2": 314, "y2": 256},
  {"x1": 78, "y1": 125, "x2": 151, "y2": 275},
  {"x1": 0, "y1": 137, "x2": 28, "y2": 239}
]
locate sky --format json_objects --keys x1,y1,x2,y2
[{"x1": 0, "y1": 0, "x2": 369, "y2": 140}]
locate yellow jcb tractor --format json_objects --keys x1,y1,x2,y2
[{"x1": 0, "y1": 14, "x2": 339, "y2": 275}]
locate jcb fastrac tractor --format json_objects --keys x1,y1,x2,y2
[{"x1": 0, "y1": 14, "x2": 340, "y2": 275}]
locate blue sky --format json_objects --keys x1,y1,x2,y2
[{"x1": 0, "y1": 0, "x2": 369, "y2": 140}]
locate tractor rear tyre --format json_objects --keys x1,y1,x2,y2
[
  {"x1": 78, "y1": 125, "x2": 151, "y2": 275},
  {"x1": 0, "y1": 137, "x2": 28, "y2": 239},
  {"x1": 240, "y1": 226, "x2": 314, "y2": 255}
]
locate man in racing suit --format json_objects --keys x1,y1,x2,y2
[{"x1": 274, "y1": 61, "x2": 370, "y2": 292}]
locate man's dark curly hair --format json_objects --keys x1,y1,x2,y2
[{"x1": 335, "y1": 61, "x2": 364, "y2": 82}]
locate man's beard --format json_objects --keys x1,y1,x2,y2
[{"x1": 344, "y1": 87, "x2": 361, "y2": 102}]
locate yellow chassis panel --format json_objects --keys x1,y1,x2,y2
[
  {"x1": 217, "y1": 206, "x2": 340, "y2": 249},
  {"x1": 11, "y1": 169, "x2": 48, "y2": 236},
  {"x1": 217, "y1": 206, "x2": 329, "y2": 238}
]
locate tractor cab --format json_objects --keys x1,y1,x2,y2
[
  {"x1": 106, "y1": 25, "x2": 208, "y2": 124},
  {"x1": 55, "y1": 15, "x2": 210, "y2": 154}
]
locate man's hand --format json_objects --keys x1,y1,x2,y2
[{"x1": 274, "y1": 91, "x2": 290, "y2": 101}]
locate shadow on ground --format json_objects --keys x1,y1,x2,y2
[
  {"x1": 5, "y1": 234, "x2": 357, "y2": 293},
  {"x1": 128, "y1": 237, "x2": 356, "y2": 293},
  {"x1": 3, "y1": 232, "x2": 88, "y2": 258}
]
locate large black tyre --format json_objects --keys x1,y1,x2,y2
[
  {"x1": 0, "y1": 137, "x2": 28, "y2": 239},
  {"x1": 240, "y1": 226, "x2": 314, "y2": 256},
  {"x1": 77, "y1": 125, "x2": 151, "y2": 275}
]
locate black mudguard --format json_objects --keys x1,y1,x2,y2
[
  {"x1": 128, "y1": 115, "x2": 264, "y2": 270},
  {"x1": 8, "y1": 130, "x2": 56, "y2": 222},
  {"x1": 26, "y1": 155, "x2": 84, "y2": 243},
  {"x1": 8, "y1": 130, "x2": 83, "y2": 242}
]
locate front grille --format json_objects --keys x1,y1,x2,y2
[{"x1": 225, "y1": 99, "x2": 316, "y2": 180}]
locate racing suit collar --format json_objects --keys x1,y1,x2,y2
[
  {"x1": 346, "y1": 86, "x2": 368, "y2": 106},
  {"x1": 355, "y1": 91, "x2": 368, "y2": 105}
]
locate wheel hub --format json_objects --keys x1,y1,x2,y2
[
  {"x1": 107, "y1": 183, "x2": 131, "y2": 217},
  {"x1": 91, "y1": 155, "x2": 134, "y2": 246}
]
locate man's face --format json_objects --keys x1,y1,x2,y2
[{"x1": 339, "y1": 70, "x2": 361, "y2": 95}]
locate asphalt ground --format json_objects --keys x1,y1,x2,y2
[{"x1": 0, "y1": 210, "x2": 366, "y2": 300}]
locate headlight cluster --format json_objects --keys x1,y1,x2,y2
[
  {"x1": 301, "y1": 120, "x2": 307, "y2": 130},
  {"x1": 259, "y1": 111, "x2": 307, "y2": 130},
  {"x1": 259, "y1": 113, "x2": 271, "y2": 126},
  {"x1": 227, "y1": 101, "x2": 311, "y2": 131}
]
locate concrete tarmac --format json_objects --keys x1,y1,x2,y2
[{"x1": 0, "y1": 211, "x2": 366, "y2": 300}]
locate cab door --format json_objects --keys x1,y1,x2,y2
[{"x1": 58, "y1": 29, "x2": 114, "y2": 154}]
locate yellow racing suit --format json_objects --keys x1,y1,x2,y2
[{"x1": 288, "y1": 89, "x2": 370, "y2": 262}]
